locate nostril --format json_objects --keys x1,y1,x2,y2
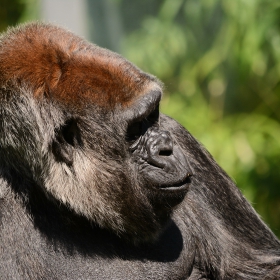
[
  {"x1": 159, "y1": 150, "x2": 172, "y2": 156},
  {"x1": 146, "y1": 130, "x2": 174, "y2": 168},
  {"x1": 158, "y1": 142, "x2": 173, "y2": 157}
]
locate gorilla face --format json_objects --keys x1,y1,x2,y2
[
  {"x1": 124, "y1": 90, "x2": 192, "y2": 190},
  {"x1": 0, "y1": 23, "x2": 192, "y2": 243}
]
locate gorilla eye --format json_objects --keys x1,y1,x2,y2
[
  {"x1": 147, "y1": 106, "x2": 159, "y2": 125},
  {"x1": 126, "y1": 107, "x2": 159, "y2": 145},
  {"x1": 126, "y1": 120, "x2": 143, "y2": 142}
]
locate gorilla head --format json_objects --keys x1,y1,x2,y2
[{"x1": 0, "y1": 23, "x2": 192, "y2": 243}]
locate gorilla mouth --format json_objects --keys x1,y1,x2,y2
[
  {"x1": 159, "y1": 175, "x2": 192, "y2": 192},
  {"x1": 140, "y1": 161, "x2": 193, "y2": 193}
]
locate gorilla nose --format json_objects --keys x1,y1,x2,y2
[
  {"x1": 141, "y1": 128, "x2": 192, "y2": 189},
  {"x1": 146, "y1": 130, "x2": 174, "y2": 170}
]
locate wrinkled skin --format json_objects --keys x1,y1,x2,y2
[{"x1": 0, "y1": 23, "x2": 280, "y2": 280}]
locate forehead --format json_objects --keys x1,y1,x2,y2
[{"x1": 0, "y1": 23, "x2": 160, "y2": 108}]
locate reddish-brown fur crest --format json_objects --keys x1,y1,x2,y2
[{"x1": 0, "y1": 22, "x2": 160, "y2": 109}]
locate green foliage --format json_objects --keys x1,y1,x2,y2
[
  {"x1": 0, "y1": 0, "x2": 38, "y2": 32},
  {"x1": 18, "y1": 0, "x2": 40, "y2": 23},
  {"x1": 0, "y1": 0, "x2": 26, "y2": 31},
  {"x1": 123, "y1": 0, "x2": 280, "y2": 237}
]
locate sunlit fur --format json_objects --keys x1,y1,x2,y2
[{"x1": 0, "y1": 22, "x2": 156, "y2": 108}]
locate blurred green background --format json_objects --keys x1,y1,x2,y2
[{"x1": 1, "y1": 0, "x2": 280, "y2": 237}]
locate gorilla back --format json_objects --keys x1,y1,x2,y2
[{"x1": 0, "y1": 23, "x2": 279, "y2": 280}]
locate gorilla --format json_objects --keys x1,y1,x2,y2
[{"x1": 0, "y1": 23, "x2": 279, "y2": 280}]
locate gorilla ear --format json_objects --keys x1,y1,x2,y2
[{"x1": 52, "y1": 119, "x2": 81, "y2": 166}]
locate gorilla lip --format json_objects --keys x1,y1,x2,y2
[{"x1": 158, "y1": 175, "x2": 192, "y2": 192}]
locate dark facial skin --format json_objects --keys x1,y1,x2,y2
[{"x1": 124, "y1": 90, "x2": 192, "y2": 190}]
